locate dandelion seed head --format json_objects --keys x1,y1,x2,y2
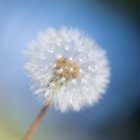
[{"x1": 25, "y1": 26, "x2": 110, "y2": 112}]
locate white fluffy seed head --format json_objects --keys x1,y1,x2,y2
[{"x1": 25, "y1": 26, "x2": 110, "y2": 112}]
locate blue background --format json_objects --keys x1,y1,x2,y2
[{"x1": 0, "y1": 0, "x2": 140, "y2": 140}]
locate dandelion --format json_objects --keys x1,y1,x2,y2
[{"x1": 23, "y1": 27, "x2": 110, "y2": 140}]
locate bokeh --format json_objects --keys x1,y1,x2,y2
[{"x1": 0, "y1": 0, "x2": 140, "y2": 140}]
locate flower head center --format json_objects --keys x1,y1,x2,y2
[{"x1": 54, "y1": 56, "x2": 79, "y2": 80}]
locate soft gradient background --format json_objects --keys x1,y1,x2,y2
[{"x1": 0, "y1": 0, "x2": 140, "y2": 140}]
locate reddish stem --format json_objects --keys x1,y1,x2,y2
[{"x1": 23, "y1": 102, "x2": 49, "y2": 140}]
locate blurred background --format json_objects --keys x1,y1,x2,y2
[{"x1": 0, "y1": 0, "x2": 140, "y2": 140}]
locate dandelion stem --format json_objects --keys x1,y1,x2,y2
[{"x1": 23, "y1": 102, "x2": 50, "y2": 140}]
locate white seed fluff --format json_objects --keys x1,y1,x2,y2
[{"x1": 25, "y1": 27, "x2": 110, "y2": 112}]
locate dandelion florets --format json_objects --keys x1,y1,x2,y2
[
  {"x1": 25, "y1": 27, "x2": 110, "y2": 112},
  {"x1": 54, "y1": 56, "x2": 79, "y2": 80}
]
